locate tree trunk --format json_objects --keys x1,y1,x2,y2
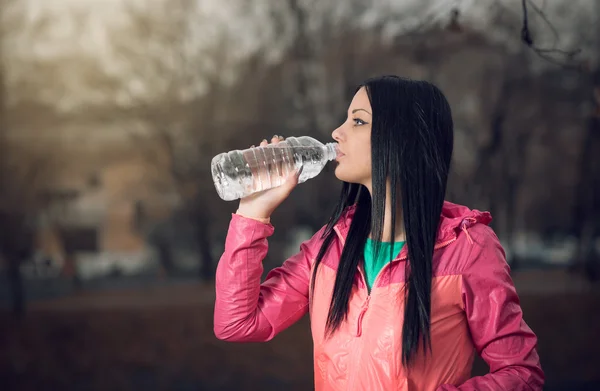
[
  {"x1": 6, "y1": 255, "x2": 25, "y2": 316},
  {"x1": 572, "y1": 60, "x2": 600, "y2": 279},
  {"x1": 197, "y1": 223, "x2": 213, "y2": 281},
  {"x1": 572, "y1": 112, "x2": 600, "y2": 279},
  {"x1": 476, "y1": 75, "x2": 516, "y2": 266},
  {"x1": 156, "y1": 239, "x2": 175, "y2": 276}
]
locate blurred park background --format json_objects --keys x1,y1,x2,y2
[{"x1": 1, "y1": 0, "x2": 599, "y2": 390}]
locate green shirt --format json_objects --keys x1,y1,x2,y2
[{"x1": 363, "y1": 238, "x2": 405, "y2": 291}]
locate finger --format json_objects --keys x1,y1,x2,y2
[
  {"x1": 277, "y1": 168, "x2": 299, "y2": 197},
  {"x1": 271, "y1": 135, "x2": 279, "y2": 144},
  {"x1": 289, "y1": 166, "x2": 303, "y2": 182},
  {"x1": 289, "y1": 166, "x2": 303, "y2": 186},
  {"x1": 260, "y1": 139, "x2": 268, "y2": 147}
]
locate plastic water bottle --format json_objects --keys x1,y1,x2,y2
[{"x1": 211, "y1": 136, "x2": 339, "y2": 201}]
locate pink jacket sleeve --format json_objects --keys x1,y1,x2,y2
[
  {"x1": 213, "y1": 213, "x2": 323, "y2": 342},
  {"x1": 438, "y1": 225, "x2": 544, "y2": 391}
]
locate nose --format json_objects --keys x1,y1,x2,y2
[{"x1": 332, "y1": 125, "x2": 343, "y2": 142}]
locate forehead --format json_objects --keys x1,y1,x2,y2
[{"x1": 349, "y1": 87, "x2": 371, "y2": 110}]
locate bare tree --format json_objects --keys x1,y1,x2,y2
[
  {"x1": 0, "y1": 36, "x2": 28, "y2": 315},
  {"x1": 571, "y1": 3, "x2": 600, "y2": 280},
  {"x1": 0, "y1": 0, "x2": 65, "y2": 313},
  {"x1": 473, "y1": 51, "x2": 533, "y2": 268},
  {"x1": 0, "y1": 84, "x2": 55, "y2": 315},
  {"x1": 0, "y1": 0, "x2": 27, "y2": 316},
  {"x1": 98, "y1": 0, "x2": 263, "y2": 279}
]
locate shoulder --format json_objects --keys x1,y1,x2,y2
[
  {"x1": 467, "y1": 223, "x2": 502, "y2": 248},
  {"x1": 461, "y1": 223, "x2": 509, "y2": 276}
]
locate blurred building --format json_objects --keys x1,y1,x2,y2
[{"x1": 10, "y1": 123, "x2": 181, "y2": 279}]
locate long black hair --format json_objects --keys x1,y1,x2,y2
[{"x1": 310, "y1": 75, "x2": 454, "y2": 367}]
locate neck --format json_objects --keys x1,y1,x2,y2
[{"x1": 366, "y1": 181, "x2": 406, "y2": 242}]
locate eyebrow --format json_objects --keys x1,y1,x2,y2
[{"x1": 352, "y1": 108, "x2": 372, "y2": 116}]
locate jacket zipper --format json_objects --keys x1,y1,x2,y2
[
  {"x1": 334, "y1": 226, "x2": 458, "y2": 337},
  {"x1": 356, "y1": 294, "x2": 370, "y2": 337}
]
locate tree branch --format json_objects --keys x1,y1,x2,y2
[{"x1": 520, "y1": 0, "x2": 583, "y2": 70}]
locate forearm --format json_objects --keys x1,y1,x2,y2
[
  {"x1": 213, "y1": 214, "x2": 275, "y2": 341},
  {"x1": 213, "y1": 213, "x2": 314, "y2": 342}
]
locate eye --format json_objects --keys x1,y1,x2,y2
[{"x1": 353, "y1": 118, "x2": 367, "y2": 126}]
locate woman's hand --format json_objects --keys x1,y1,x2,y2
[{"x1": 236, "y1": 135, "x2": 302, "y2": 220}]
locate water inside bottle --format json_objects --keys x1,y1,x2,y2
[{"x1": 243, "y1": 145, "x2": 298, "y2": 192}]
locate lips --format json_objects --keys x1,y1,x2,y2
[{"x1": 335, "y1": 145, "x2": 345, "y2": 160}]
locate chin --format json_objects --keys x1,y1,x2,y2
[
  {"x1": 334, "y1": 166, "x2": 362, "y2": 185},
  {"x1": 334, "y1": 166, "x2": 348, "y2": 182}
]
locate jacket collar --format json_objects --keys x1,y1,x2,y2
[{"x1": 333, "y1": 201, "x2": 492, "y2": 245}]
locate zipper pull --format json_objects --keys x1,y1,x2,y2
[{"x1": 356, "y1": 296, "x2": 371, "y2": 337}]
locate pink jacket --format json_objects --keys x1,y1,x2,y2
[{"x1": 214, "y1": 201, "x2": 544, "y2": 390}]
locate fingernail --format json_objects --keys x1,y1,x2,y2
[
  {"x1": 262, "y1": 139, "x2": 267, "y2": 143},
  {"x1": 272, "y1": 135, "x2": 278, "y2": 139}
]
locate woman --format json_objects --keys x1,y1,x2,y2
[{"x1": 214, "y1": 75, "x2": 544, "y2": 390}]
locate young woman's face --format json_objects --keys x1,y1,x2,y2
[{"x1": 332, "y1": 87, "x2": 373, "y2": 188}]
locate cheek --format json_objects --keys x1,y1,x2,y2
[
  {"x1": 361, "y1": 150, "x2": 372, "y2": 171},
  {"x1": 334, "y1": 151, "x2": 372, "y2": 182},
  {"x1": 356, "y1": 143, "x2": 372, "y2": 174}
]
